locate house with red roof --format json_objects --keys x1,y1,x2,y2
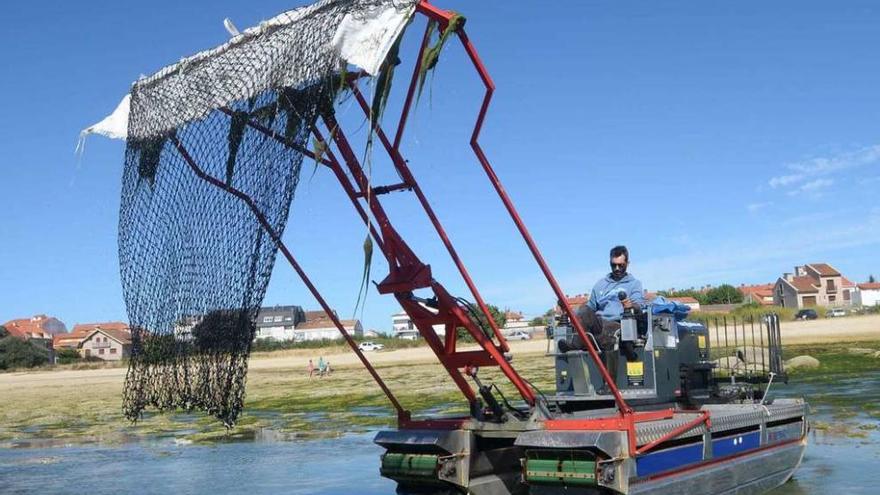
[
  {"x1": 740, "y1": 284, "x2": 776, "y2": 306},
  {"x1": 774, "y1": 263, "x2": 853, "y2": 308},
  {"x1": 2, "y1": 314, "x2": 66, "y2": 340},
  {"x1": 555, "y1": 294, "x2": 589, "y2": 315},
  {"x1": 78, "y1": 326, "x2": 132, "y2": 361},
  {"x1": 503, "y1": 310, "x2": 529, "y2": 330},
  {"x1": 853, "y1": 282, "x2": 880, "y2": 307},
  {"x1": 55, "y1": 322, "x2": 129, "y2": 350},
  {"x1": 2, "y1": 315, "x2": 64, "y2": 361}
]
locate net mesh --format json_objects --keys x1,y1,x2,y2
[{"x1": 119, "y1": 0, "x2": 413, "y2": 426}]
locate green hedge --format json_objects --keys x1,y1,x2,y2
[{"x1": 251, "y1": 335, "x2": 426, "y2": 353}]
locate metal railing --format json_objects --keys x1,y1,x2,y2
[{"x1": 698, "y1": 313, "x2": 785, "y2": 384}]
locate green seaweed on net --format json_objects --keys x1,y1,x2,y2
[
  {"x1": 135, "y1": 135, "x2": 168, "y2": 185},
  {"x1": 353, "y1": 234, "x2": 374, "y2": 317},
  {"x1": 250, "y1": 101, "x2": 278, "y2": 130},
  {"x1": 417, "y1": 13, "x2": 465, "y2": 102},
  {"x1": 225, "y1": 110, "x2": 249, "y2": 186},
  {"x1": 370, "y1": 35, "x2": 403, "y2": 126}
]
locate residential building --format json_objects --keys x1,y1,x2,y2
[
  {"x1": 555, "y1": 294, "x2": 588, "y2": 314},
  {"x1": 739, "y1": 284, "x2": 775, "y2": 306},
  {"x1": 2, "y1": 315, "x2": 60, "y2": 358},
  {"x1": 78, "y1": 327, "x2": 132, "y2": 361},
  {"x1": 503, "y1": 310, "x2": 529, "y2": 330},
  {"x1": 3, "y1": 314, "x2": 66, "y2": 340},
  {"x1": 56, "y1": 322, "x2": 129, "y2": 350},
  {"x1": 295, "y1": 317, "x2": 363, "y2": 341},
  {"x1": 853, "y1": 283, "x2": 880, "y2": 307},
  {"x1": 255, "y1": 305, "x2": 306, "y2": 341},
  {"x1": 391, "y1": 309, "x2": 445, "y2": 339},
  {"x1": 774, "y1": 263, "x2": 853, "y2": 308}
]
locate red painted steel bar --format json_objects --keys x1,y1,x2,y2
[
  {"x1": 635, "y1": 411, "x2": 711, "y2": 456},
  {"x1": 320, "y1": 118, "x2": 487, "y2": 404},
  {"x1": 320, "y1": 112, "x2": 538, "y2": 405},
  {"x1": 451, "y1": 24, "x2": 632, "y2": 414},
  {"x1": 348, "y1": 83, "x2": 513, "y2": 355},
  {"x1": 169, "y1": 135, "x2": 409, "y2": 421}
]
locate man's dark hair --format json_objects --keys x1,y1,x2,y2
[{"x1": 610, "y1": 245, "x2": 629, "y2": 261}]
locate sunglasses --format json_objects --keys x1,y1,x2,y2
[{"x1": 611, "y1": 262, "x2": 627, "y2": 270}]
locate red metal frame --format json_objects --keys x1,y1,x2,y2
[
  {"x1": 634, "y1": 411, "x2": 711, "y2": 456},
  {"x1": 409, "y1": 1, "x2": 630, "y2": 414},
  {"x1": 172, "y1": 0, "x2": 711, "y2": 449}
]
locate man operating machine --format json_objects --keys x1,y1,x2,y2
[{"x1": 559, "y1": 245, "x2": 645, "y2": 388}]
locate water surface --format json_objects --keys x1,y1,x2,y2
[{"x1": 1, "y1": 373, "x2": 877, "y2": 494}]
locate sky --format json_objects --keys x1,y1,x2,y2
[{"x1": 1, "y1": 0, "x2": 879, "y2": 333}]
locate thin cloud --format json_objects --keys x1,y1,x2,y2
[
  {"x1": 769, "y1": 144, "x2": 880, "y2": 190},
  {"x1": 746, "y1": 202, "x2": 773, "y2": 213},
  {"x1": 787, "y1": 178, "x2": 834, "y2": 197}
]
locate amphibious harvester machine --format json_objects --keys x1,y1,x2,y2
[{"x1": 86, "y1": 0, "x2": 808, "y2": 493}]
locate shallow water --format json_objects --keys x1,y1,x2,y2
[{"x1": 0, "y1": 373, "x2": 877, "y2": 494}]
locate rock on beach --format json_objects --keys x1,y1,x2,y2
[{"x1": 785, "y1": 355, "x2": 820, "y2": 370}]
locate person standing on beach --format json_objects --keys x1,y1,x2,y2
[
  {"x1": 307, "y1": 359, "x2": 315, "y2": 379},
  {"x1": 318, "y1": 356, "x2": 326, "y2": 377}
]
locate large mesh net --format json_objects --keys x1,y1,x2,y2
[{"x1": 119, "y1": 0, "x2": 414, "y2": 426}]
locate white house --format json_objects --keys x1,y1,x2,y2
[
  {"x1": 295, "y1": 318, "x2": 363, "y2": 341},
  {"x1": 503, "y1": 310, "x2": 529, "y2": 330},
  {"x1": 854, "y1": 283, "x2": 880, "y2": 307},
  {"x1": 391, "y1": 310, "x2": 445, "y2": 339},
  {"x1": 255, "y1": 305, "x2": 305, "y2": 341}
]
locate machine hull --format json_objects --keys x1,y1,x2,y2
[{"x1": 376, "y1": 399, "x2": 808, "y2": 495}]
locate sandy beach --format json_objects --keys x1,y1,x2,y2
[{"x1": 1, "y1": 314, "x2": 877, "y2": 390}]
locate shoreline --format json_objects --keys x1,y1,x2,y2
[
  {"x1": 3, "y1": 314, "x2": 878, "y2": 383},
  {"x1": 0, "y1": 317, "x2": 877, "y2": 447}
]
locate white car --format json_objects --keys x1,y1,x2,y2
[
  {"x1": 358, "y1": 341, "x2": 385, "y2": 351},
  {"x1": 826, "y1": 308, "x2": 847, "y2": 318},
  {"x1": 506, "y1": 330, "x2": 532, "y2": 341}
]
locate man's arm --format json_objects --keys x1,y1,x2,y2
[
  {"x1": 587, "y1": 286, "x2": 599, "y2": 312},
  {"x1": 629, "y1": 280, "x2": 646, "y2": 310}
]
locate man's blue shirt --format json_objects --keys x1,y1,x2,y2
[{"x1": 587, "y1": 273, "x2": 645, "y2": 321}]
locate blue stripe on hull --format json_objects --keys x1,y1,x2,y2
[
  {"x1": 636, "y1": 431, "x2": 762, "y2": 478},
  {"x1": 636, "y1": 443, "x2": 704, "y2": 477},
  {"x1": 713, "y1": 431, "x2": 760, "y2": 457}
]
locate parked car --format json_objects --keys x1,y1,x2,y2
[
  {"x1": 506, "y1": 330, "x2": 532, "y2": 341},
  {"x1": 794, "y1": 309, "x2": 818, "y2": 320},
  {"x1": 357, "y1": 341, "x2": 385, "y2": 351},
  {"x1": 826, "y1": 308, "x2": 847, "y2": 318}
]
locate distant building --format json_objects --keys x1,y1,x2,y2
[
  {"x1": 295, "y1": 317, "x2": 363, "y2": 341},
  {"x1": 556, "y1": 294, "x2": 588, "y2": 314},
  {"x1": 78, "y1": 327, "x2": 132, "y2": 361},
  {"x1": 55, "y1": 322, "x2": 129, "y2": 350},
  {"x1": 2, "y1": 315, "x2": 60, "y2": 358},
  {"x1": 391, "y1": 309, "x2": 445, "y2": 339},
  {"x1": 255, "y1": 305, "x2": 306, "y2": 341},
  {"x1": 3, "y1": 314, "x2": 66, "y2": 340},
  {"x1": 854, "y1": 283, "x2": 880, "y2": 307},
  {"x1": 774, "y1": 263, "x2": 853, "y2": 308},
  {"x1": 740, "y1": 284, "x2": 775, "y2": 306},
  {"x1": 667, "y1": 297, "x2": 701, "y2": 312},
  {"x1": 503, "y1": 310, "x2": 528, "y2": 330},
  {"x1": 363, "y1": 329, "x2": 382, "y2": 338}
]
